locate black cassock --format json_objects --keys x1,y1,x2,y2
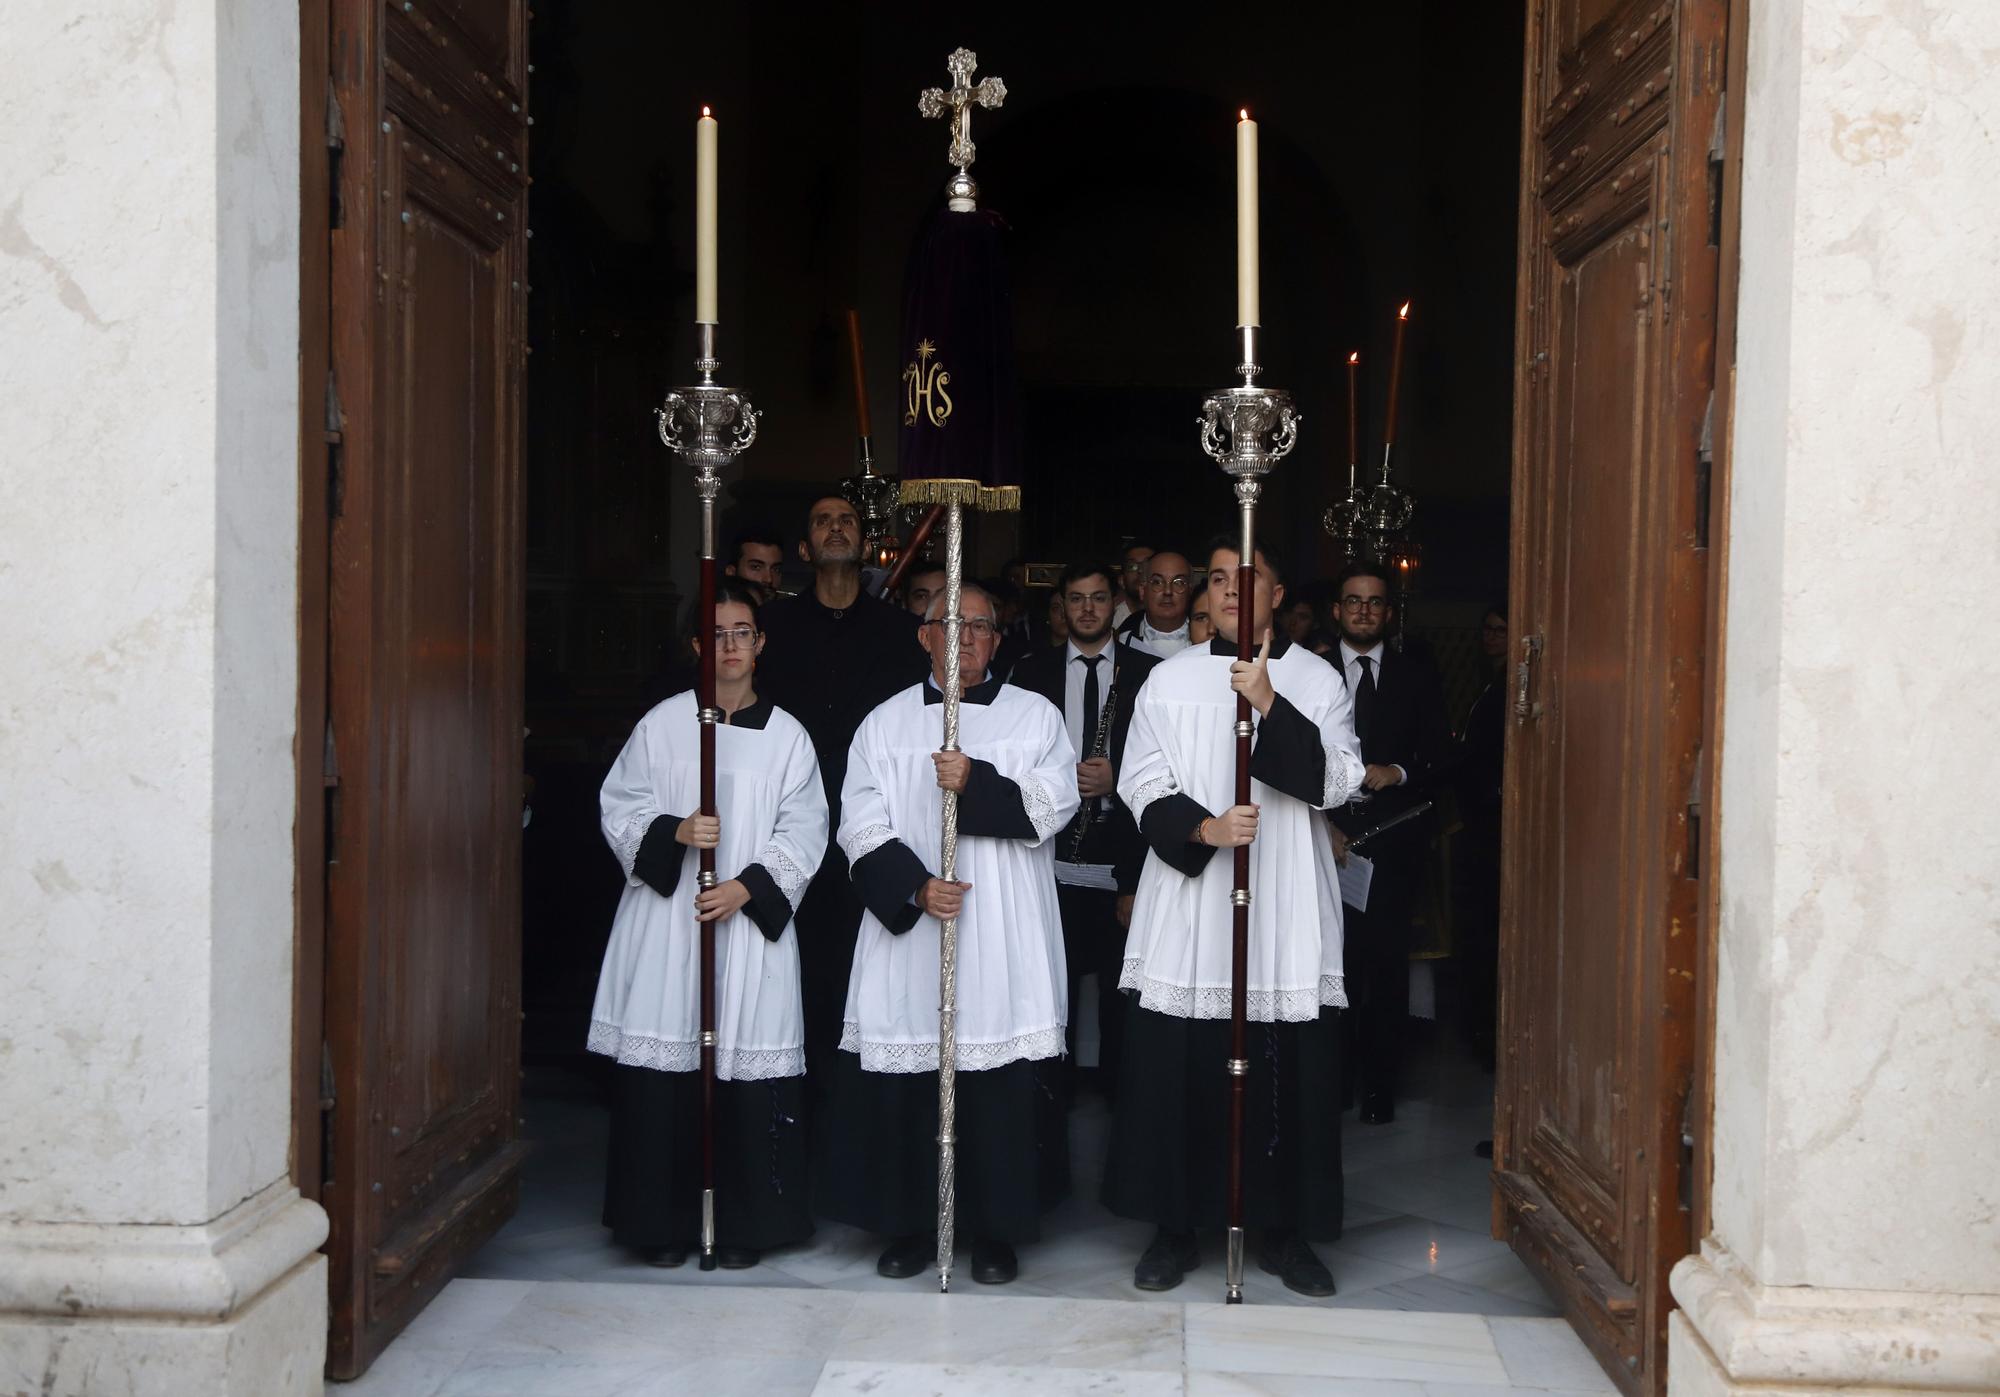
[{"x1": 754, "y1": 587, "x2": 928, "y2": 1094}]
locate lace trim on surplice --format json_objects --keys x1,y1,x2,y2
[
  {"x1": 835, "y1": 1022, "x2": 1065, "y2": 1074},
  {"x1": 1117, "y1": 959, "x2": 1346, "y2": 1021},
  {"x1": 587, "y1": 1021, "x2": 804, "y2": 1081}
]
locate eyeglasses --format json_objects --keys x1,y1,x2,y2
[
  {"x1": 1122, "y1": 559, "x2": 1150, "y2": 573},
  {"x1": 1065, "y1": 591, "x2": 1113, "y2": 607},
  {"x1": 712, "y1": 626, "x2": 759, "y2": 647},
  {"x1": 1339, "y1": 595, "x2": 1390, "y2": 612},
  {"x1": 925, "y1": 617, "x2": 999, "y2": 639},
  {"x1": 1481, "y1": 622, "x2": 1509, "y2": 636},
  {"x1": 1147, "y1": 576, "x2": 1191, "y2": 592}
]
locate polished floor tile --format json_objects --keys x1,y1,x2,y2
[
  {"x1": 1183, "y1": 1306, "x2": 1509, "y2": 1385},
  {"x1": 815, "y1": 1359, "x2": 1187, "y2": 1395},
  {"x1": 827, "y1": 1292, "x2": 1185, "y2": 1372},
  {"x1": 1486, "y1": 1318, "x2": 1619, "y2": 1392}
]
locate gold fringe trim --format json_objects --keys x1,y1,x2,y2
[{"x1": 898, "y1": 477, "x2": 1022, "y2": 513}]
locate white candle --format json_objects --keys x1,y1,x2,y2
[
  {"x1": 1236, "y1": 109, "x2": 1259, "y2": 328},
  {"x1": 695, "y1": 106, "x2": 718, "y2": 324}
]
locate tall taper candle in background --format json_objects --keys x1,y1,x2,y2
[
  {"x1": 696, "y1": 106, "x2": 719, "y2": 324},
  {"x1": 1236, "y1": 110, "x2": 1259, "y2": 327},
  {"x1": 1383, "y1": 301, "x2": 1411, "y2": 446},
  {"x1": 1347, "y1": 351, "x2": 1361, "y2": 490}
]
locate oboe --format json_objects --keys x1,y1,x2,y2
[{"x1": 1067, "y1": 667, "x2": 1118, "y2": 863}]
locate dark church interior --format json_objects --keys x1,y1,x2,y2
[
  {"x1": 522, "y1": 3, "x2": 1525, "y2": 1074},
  {"x1": 483, "y1": 0, "x2": 1542, "y2": 1314}
]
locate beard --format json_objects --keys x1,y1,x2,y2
[
  {"x1": 811, "y1": 537, "x2": 859, "y2": 565},
  {"x1": 1068, "y1": 613, "x2": 1111, "y2": 644}
]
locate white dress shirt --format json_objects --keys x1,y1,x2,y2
[
  {"x1": 1338, "y1": 638, "x2": 1406, "y2": 788},
  {"x1": 1126, "y1": 616, "x2": 1191, "y2": 659},
  {"x1": 1056, "y1": 639, "x2": 1119, "y2": 887}
]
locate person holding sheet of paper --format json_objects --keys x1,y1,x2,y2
[{"x1": 1326, "y1": 561, "x2": 1450, "y2": 1127}]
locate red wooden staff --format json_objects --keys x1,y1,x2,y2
[{"x1": 695, "y1": 516, "x2": 720, "y2": 1270}]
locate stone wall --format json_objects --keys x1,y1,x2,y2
[
  {"x1": 0, "y1": 2, "x2": 326, "y2": 1392},
  {"x1": 1672, "y1": 1, "x2": 2000, "y2": 1391}
]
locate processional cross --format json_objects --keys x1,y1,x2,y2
[{"x1": 919, "y1": 47, "x2": 1006, "y2": 203}]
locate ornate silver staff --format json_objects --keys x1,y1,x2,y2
[
  {"x1": 657, "y1": 320, "x2": 761, "y2": 1271},
  {"x1": 908, "y1": 45, "x2": 1013, "y2": 1295},
  {"x1": 1198, "y1": 323, "x2": 1300, "y2": 1300}
]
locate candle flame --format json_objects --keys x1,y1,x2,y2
[
  {"x1": 1240, "y1": 108, "x2": 1250, "y2": 121},
  {"x1": 1348, "y1": 351, "x2": 1360, "y2": 365},
  {"x1": 1398, "y1": 301, "x2": 1412, "y2": 319},
  {"x1": 701, "y1": 105, "x2": 713, "y2": 118}
]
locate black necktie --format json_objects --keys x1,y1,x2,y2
[
  {"x1": 1080, "y1": 653, "x2": 1103, "y2": 754},
  {"x1": 1354, "y1": 654, "x2": 1377, "y2": 738}
]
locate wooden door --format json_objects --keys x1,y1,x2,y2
[
  {"x1": 1498, "y1": 2, "x2": 1729, "y2": 1392},
  {"x1": 322, "y1": 0, "x2": 530, "y2": 1377}
]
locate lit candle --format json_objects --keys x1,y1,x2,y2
[
  {"x1": 695, "y1": 106, "x2": 718, "y2": 324},
  {"x1": 1346, "y1": 350, "x2": 1361, "y2": 487},
  {"x1": 1383, "y1": 301, "x2": 1411, "y2": 447},
  {"x1": 1236, "y1": 109, "x2": 1259, "y2": 327}
]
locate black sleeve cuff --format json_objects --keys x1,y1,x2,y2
[
  {"x1": 1139, "y1": 792, "x2": 1220, "y2": 877},
  {"x1": 1250, "y1": 695, "x2": 1326, "y2": 805},
  {"x1": 737, "y1": 862, "x2": 792, "y2": 942},
  {"x1": 956, "y1": 758, "x2": 1037, "y2": 839},
  {"x1": 851, "y1": 839, "x2": 931, "y2": 934},
  {"x1": 633, "y1": 814, "x2": 689, "y2": 898}
]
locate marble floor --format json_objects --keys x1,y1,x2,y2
[{"x1": 339, "y1": 1027, "x2": 1612, "y2": 1395}]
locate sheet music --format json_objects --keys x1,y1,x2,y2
[{"x1": 1338, "y1": 852, "x2": 1374, "y2": 911}]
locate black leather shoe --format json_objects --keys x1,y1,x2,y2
[
  {"x1": 643, "y1": 1243, "x2": 689, "y2": 1268},
  {"x1": 1359, "y1": 1093, "x2": 1395, "y2": 1125},
  {"x1": 717, "y1": 1245, "x2": 761, "y2": 1269},
  {"x1": 970, "y1": 1238, "x2": 1018, "y2": 1285},
  {"x1": 1257, "y1": 1232, "x2": 1337, "y2": 1297},
  {"x1": 876, "y1": 1234, "x2": 935, "y2": 1279},
  {"x1": 1133, "y1": 1228, "x2": 1201, "y2": 1292}
]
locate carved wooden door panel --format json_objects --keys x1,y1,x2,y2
[
  {"x1": 323, "y1": 0, "x2": 529, "y2": 1377},
  {"x1": 1499, "y1": 2, "x2": 1728, "y2": 1392}
]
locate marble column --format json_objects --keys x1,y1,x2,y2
[
  {"x1": 1669, "y1": 2, "x2": 2000, "y2": 1393},
  {"x1": 0, "y1": 3, "x2": 327, "y2": 1395}
]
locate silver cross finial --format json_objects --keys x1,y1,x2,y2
[{"x1": 918, "y1": 47, "x2": 1007, "y2": 174}]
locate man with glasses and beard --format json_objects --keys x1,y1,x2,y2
[
  {"x1": 1325, "y1": 561, "x2": 1450, "y2": 1125},
  {"x1": 756, "y1": 495, "x2": 929, "y2": 1096},
  {"x1": 1117, "y1": 550, "x2": 1195, "y2": 660},
  {"x1": 1111, "y1": 542, "x2": 1154, "y2": 629},
  {"x1": 1010, "y1": 562, "x2": 1161, "y2": 1099}
]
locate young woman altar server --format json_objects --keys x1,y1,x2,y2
[{"x1": 588, "y1": 582, "x2": 828, "y2": 1268}]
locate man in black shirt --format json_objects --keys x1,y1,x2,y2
[{"x1": 755, "y1": 495, "x2": 929, "y2": 1088}]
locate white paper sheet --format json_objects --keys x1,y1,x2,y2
[{"x1": 1338, "y1": 851, "x2": 1374, "y2": 911}]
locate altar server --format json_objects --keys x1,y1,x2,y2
[
  {"x1": 590, "y1": 582, "x2": 827, "y2": 1269},
  {"x1": 1103, "y1": 540, "x2": 1365, "y2": 1297},
  {"x1": 819, "y1": 584, "x2": 1080, "y2": 1286}
]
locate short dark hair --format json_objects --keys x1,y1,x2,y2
[
  {"x1": 683, "y1": 578, "x2": 764, "y2": 640},
  {"x1": 1334, "y1": 560, "x2": 1395, "y2": 596},
  {"x1": 1202, "y1": 533, "x2": 1286, "y2": 584},
  {"x1": 905, "y1": 563, "x2": 947, "y2": 585},
  {"x1": 1057, "y1": 560, "x2": 1117, "y2": 595},
  {"x1": 731, "y1": 523, "x2": 783, "y2": 556},
  {"x1": 803, "y1": 494, "x2": 857, "y2": 525}
]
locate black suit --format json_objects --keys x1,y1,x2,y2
[
  {"x1": 1009, "y1": 640, "x2": 1160, "y2": 1094},
  {"x1": 1328, "y1": 641, "x2": 1450, "y2": 1109}
]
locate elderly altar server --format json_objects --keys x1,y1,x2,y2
[
  {"x1": 1103, "y1": 539, "x2": 1365, "y2": 1298},
  {"x1": 590, "y1": 582, "x2": 827, "y2": 1270},
  {"x1": 819, "y1": 584, "x2": 1080, "y2": 1286}
]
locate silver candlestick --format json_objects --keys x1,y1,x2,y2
[
  {"x1": 1196, "y1": 323, "x2": 1299, "y2": 1307},
  {"x1": 655, "y1": 322, "x2": 761, "y2": 1273}
]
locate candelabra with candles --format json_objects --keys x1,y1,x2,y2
[
  {"x1": 1324, "y1": 304, "x2": 1420, "y2": 646},
  {"x1": 839, "y1": 309, "x2": 905, "y2": 569}
]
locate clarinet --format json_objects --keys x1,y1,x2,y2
[{"x1": 1067, "y1": 669, "x2": 1119, "y2": 863}]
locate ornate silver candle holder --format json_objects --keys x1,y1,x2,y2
[
  {"x1": 657, "y1": 324, "x2": 763, "y2": 538},
  {"x1": 1200, "y1": 326, "x2": 1301, "y2": 496}
]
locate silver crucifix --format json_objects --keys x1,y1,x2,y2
[{"x1": 919, "y1": 47, "x2": 1006, "y2": 209}]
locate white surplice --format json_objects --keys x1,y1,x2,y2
[
  {"x1": 589, "y1": 692, "x2": 827, "y2": 1080},
  {"x1": 837, "y1": 682, "x2": 1081, "y2": 1072},
  {"x1": 1117, "y1": 643, "x2": 1365, "y2": 1021}
]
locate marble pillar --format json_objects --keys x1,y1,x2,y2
[
  {"x1": 0, "y1": 2, "x2": 327, "y2": 1394},
  {"x1": 1670, "y1": 1, "x2": 2000, "y2": 1392}
]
